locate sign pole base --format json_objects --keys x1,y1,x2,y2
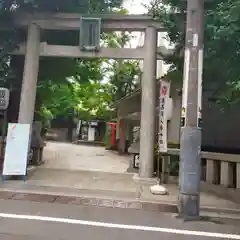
[
  {"x1": 150, "y1": 183, "x2": 168, "y2": 195},
  {"x1": 150, "y1": 154, "x2": 168, "y2": 195}
]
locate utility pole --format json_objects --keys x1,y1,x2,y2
[{"x1": 178, "y1": 0, "x2": 204, "y2": 219}]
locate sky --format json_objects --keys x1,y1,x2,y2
[
  {"x1": 122, "y1": 0, "x2": 171, "y2": 76},
  {"x1": 127, "y1": 0, "x2": 173, "y2": 73},
  {"x1": 122, "y1": 0, "x2": 151, "y2": 47},
  {"x1": 122, "y1": 0, "x2": 150, "y2": 14},
  {"x1": 102, "y1": 0, "x2": 170, "y2": 82}
]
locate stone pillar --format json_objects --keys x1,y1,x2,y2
[
  {"x1": 220, "y1": 161, "x2": 234, "y2": 187},
  {"x1": 118, "y1": 119, "x2": 125, "y2": 153},
  {"x1": 18, "y1": 23, "x2": 41, "y2": 125},
  {"x1": 206, "y1": 159, "x2": 215, "y2": 184},
  {"x1": 237, "y1": 163, "x2": 240, "y2": 189},
  {"x1": 127, "y1": 121, "x2": 134, "y2": 148},
  {"x1": 139, "y1": 26, "x2": 157, "y2": 178}
]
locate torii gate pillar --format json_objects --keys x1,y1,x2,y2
[
  {"x1": 18, "y1": 23, "x2": 40, "y2": 125},
  {"x1": 139, "y1": 26, "x2": 157, "y2": 178}
]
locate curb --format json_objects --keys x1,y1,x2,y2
[
  {"x1": 200, "y1": 205, "x2": 240, "y2": 215},
  {"x1": 201, "y1": 183, "x2": 240, "y2": 205},
  {"x1": 0, "y1": 189, "x2": 240, "y2": 217},
  {"x1": 0, "y1": 190, "x2": 177, "y2": 213},
  {"x1": 72, "y1": 140, "x2": 105, "y2": 147},
  {"x1": 6, "y1": 166, "x2": 37, "y2": 181}
]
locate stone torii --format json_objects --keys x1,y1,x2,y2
[{"x1": 12, "y1": 12, "x2": 171, "y2": 180}]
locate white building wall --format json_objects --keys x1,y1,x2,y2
[{"x1": 137, "y1": 32, "x2": 170, "y2": 79}]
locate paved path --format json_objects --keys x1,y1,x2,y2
[
  {"x1": 10, "y1": 140, "x2": 236, "y2": 214},
  {"x1": 16, "y1": 141, "x2": 238, "y2": 212},
  {"x1": 28, "y1": 168, "x2": 136, "y2": 194},
  {"x1": 42, "y1": 141, "x2": 131, "y2": 173},
  {"x1": 0, "y1": 199, "x2": 240, "y2": 239}
]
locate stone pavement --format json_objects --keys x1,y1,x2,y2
[
  {"x1": 1, "y1": 141, "x2": 240, "y2": 217},
  {"x1": 1, "y1": 168, "x2": 240, "y2": 217},
  {"x1": 42, "y1": 141, "x2": 131, "y2": 173},
  {"x1": 27, "y1": 168, "x2": 136, "y2": 194},
  {"x1": 0, "y1": 180, "x2": 240, "y2": 220},
  {"x1": 21, "y1": 168, "x2": 240, "y2": 211}
]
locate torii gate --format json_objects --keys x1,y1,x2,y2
[{"x1": 12, "y1": 12, "x2": 169, "y2": 179}]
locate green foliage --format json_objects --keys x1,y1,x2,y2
[
  {"x1": 75, "y1": 81, "x2": 114, "y2": 120},
  {"x1": 0, "y1": 0, "x2": 124, "y2": 119},
  {"x1": 108, "y1": 59, "x2": 141, "y2": 101},
  {"x1": 149, "y1": 0, "x2": 240, "y2": 106},
  {"x1": 36, "y1": 9, "x2": 140, "y2": 120},
  {"x1": 0, "y1": 0, "x2": 141, "y2": 123},
  {"x1": 0, "y1": 0, "x2": 123, "y2": 13},
  {"x1": 103, "y1": 32, "x2": 141, "y2": 101},
  {"x1": 37, "y1": 78, "x2": 114, "y2": 120},
  {"x1": 154, "y1": 143, "x2": 179, "y2": 175}
]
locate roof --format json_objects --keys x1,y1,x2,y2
[{"x1": 113, "y1": 88, "x2": 141, "y2": 107}]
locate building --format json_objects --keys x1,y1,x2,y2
[{"x1": 115, "y1": 31, "x2": 240, "y2": 157}]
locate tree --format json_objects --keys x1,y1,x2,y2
[
  {"x1": 74, "y1": 81, "x2": 114, "y2": 120},
  {"x1": 149, "y1": 0, "x2": 240, "y2": 107},
  {"x1": 37, "y1": 78, "x2": 114, "y2": 120},
  {"x1": 0, "y1": 0, "x2": 124, "y2": 122},
  {"x1": 38, "y1": 11, "x2": 141, "y2": 121},
  {"x1": 103, "y1": 31, "x2": 141, "y2": 101},
  {"x1": 108, "y1": 59, "x2": 141, "y2": 101},
  {"x1": 0, "y1": 0, "x2": 142, "y2": 123}
]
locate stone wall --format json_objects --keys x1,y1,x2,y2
[
  {"x1": 202, "y1": 94, "x2": 240, "y2": 151},
  {"x1": 45, "y1": 128, "x2": 68, "y2": 142}
]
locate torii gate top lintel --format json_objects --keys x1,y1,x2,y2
[{"x1": 14, "y1": 12, "x2": 165, "y2": 31}]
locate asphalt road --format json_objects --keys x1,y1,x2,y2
[{"x1": 0, "y1": 199, "x2": 239, "y2": 240}]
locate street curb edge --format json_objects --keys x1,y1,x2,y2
[
  {"x1": 0, "y1": 190, "x2": 178, "y2": 213},
  {"x1": 0, "y1": 190, "x2": 239, "y2": 217}
]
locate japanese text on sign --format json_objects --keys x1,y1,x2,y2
[{"x1": 158, "y1": 81, "x2": 170, "y2": 153}]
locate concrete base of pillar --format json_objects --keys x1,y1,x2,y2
[
  {"x1": 133, "y1": 174, "x2": 157, "y2": 198},
  {"x1": 126, "y1": 154, "x2": 138, "y2": 173},
  {"x1": 133, "y1": 173, "x2": 157, "y2": 184},
  {"x1": 237, "y1": 163, "x2": 240, "y2": 189},
  {"x1": 178, "y1": 193, "x2": 200, "y2": 220},
  {"x1": 126, "y1": 166, "x2": 138, "y2": 173}
]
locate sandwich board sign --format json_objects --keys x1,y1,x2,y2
[{"x1": 2, "y1": 123, "x2": 31, "y2": 181}]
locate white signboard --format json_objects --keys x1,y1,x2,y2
[
  {"x1": 158, "y1": 80, "x2": 170, "y2": 153},
  {"x1": 197, "y1": 49, "x2": 203, "y2": 127},
  {"x1": 181, "y1": 49, "x2": 203, "y2": 127},
  {"x1": 181, "y1": 49, "x2": 190, "y2": 127},
  {"x1": 3, "y1": 123, "x2": 31, "y2": 176}
]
